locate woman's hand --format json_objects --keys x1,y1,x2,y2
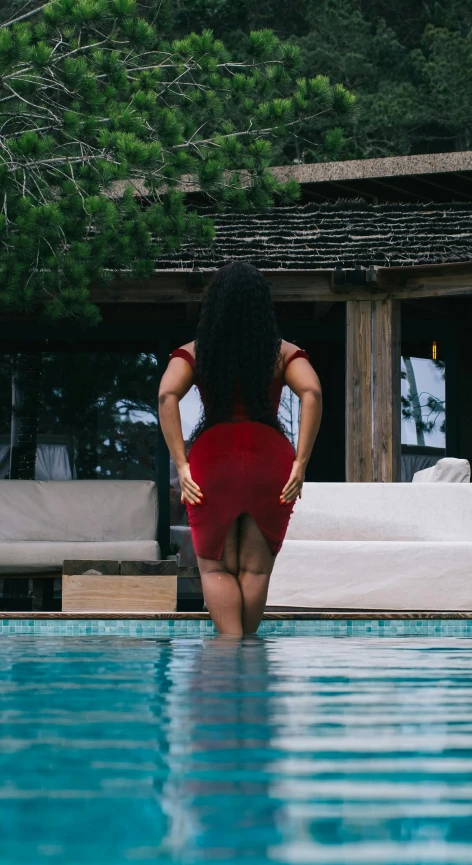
[
  {"x1": 280, "y1": 459, "x2": 305, "y2": 504},
  {"x1": 178, "y1": 462, "x2": 203, "y2": 506}
]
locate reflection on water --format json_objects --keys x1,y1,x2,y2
[{"x1": 1, "y1": 636, "x2": 472, "y2": 864}]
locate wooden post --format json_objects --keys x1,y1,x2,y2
[
  {"x1": 345, "y1": 299, "x2": 401, "y2": 482},
  {"x1": 371, "y1": 298, "x2": 401, "y2": 482},
  {"x1": 346, "y1": 301, "x2": 372, "y2": 482}
]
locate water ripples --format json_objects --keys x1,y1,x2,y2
[{"x1": 0, "y1": 635, "x2": 471, "y2": 864}]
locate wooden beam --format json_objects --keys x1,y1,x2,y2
[
  {"x1": 318, "y1": 271, "x2": 472, "y2": 302},
  {"x1": 377, "y1": 262, "x2": 472, "y2": 300},
  {"x1": 371, "y1": 299, "x2": 401, "y2": 482},
  {"x1": 87, "y1": 271, "x2": 338, "y2": 303},
  {"x1": 377, "y1": 261, "x2": 472, "y2": 300},
  {"x1": 394, "y1": 276, "x2": 472, "y2": 300},
  {"x1": 379, "y1": 261, "x2": 472, "y2": 280},
  {"x1": 345, "y1": 299, "x2": 401, "y2": 482},
  {"x1": 346, "y1": 301, "x2": 372, "y2": 482},
  {"x1": 14, "y1": 262, "x2": 471, "y2": 309}
]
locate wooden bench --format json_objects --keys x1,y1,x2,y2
[{"x1": 62, "y1": 560, "x2": 203, "y2": 613}]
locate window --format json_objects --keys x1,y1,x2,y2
[
  {"x1": 401, "y1": 356, "x2": 446, "y2": 449},
  {"x1": 0, "y1": 351, "x2": 160, "y2": 481},
  {"x1": 400, "y1": 350, "x2": 446, "y2": 482}
]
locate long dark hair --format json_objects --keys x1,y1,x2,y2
[{"x1": 188, "y1": 261, "x2": 287, "y2": 446}]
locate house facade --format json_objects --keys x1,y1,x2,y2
[{"x1": 1, "y1": 151, "x2": 472, "y2": 564}]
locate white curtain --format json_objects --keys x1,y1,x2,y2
[
  {"x1": 0, "y1": 444, "x2": 76, "y2": 480},
  {"x1": 36, "y1": 444, "x2": 76, "y2": 480}
]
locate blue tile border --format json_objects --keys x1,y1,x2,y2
[{"x1": 1, "y1": 618, "x2": 472, "y2": 636}]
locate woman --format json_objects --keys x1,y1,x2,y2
[{"x1": 158, "y1": 261, "x2": 322, "y2": 635}]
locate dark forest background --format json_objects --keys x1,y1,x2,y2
[{"x1": 2, "y1": 0, "x2": 469, "y2": 162}]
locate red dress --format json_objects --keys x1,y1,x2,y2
[{"x1": 168, "y1": 346, "x2": 310, "y2": 561}]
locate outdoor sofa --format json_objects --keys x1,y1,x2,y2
[
  {"x1": 268, "y1": 466, "x2": 472, "y2": 611},
  {"x1": 0, "y1": 480, "x2": 160, "y2": 574},
  {"x1": 2, "y1": 465, "x2": 471, "y2": 611}
]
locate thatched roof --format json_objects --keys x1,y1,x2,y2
[{"x1": 154, "y1": 202, "x2": 472, "y2": 271}]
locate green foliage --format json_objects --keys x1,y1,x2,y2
[
  {"x1": 169, "y1": 0, "x2": 472, "y2": 160},
  {"x1": 4, "y1": 0, "x2": 468, "y2": 165},
  {"x1": 292, "y1": 0, "x2": 472, "y2": 160},
  {"x1": 0, "y1": 0, "x2": 353, "y2": 324}
]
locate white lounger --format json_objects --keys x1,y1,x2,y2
[
  {"x1": 0, "y1": 480, "x2": 160, "y2": 574},
  {"x1": 268, "y1": 482, "x2": 472, "y2": 611}
]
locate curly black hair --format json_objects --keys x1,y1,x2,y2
[{"x1": 187, "y1": 261, "x2": 288, "y2": 447}]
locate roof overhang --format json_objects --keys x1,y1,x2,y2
[
  {"x1": 273, "y1": 152, "x2": 472, "y2": 203},
  {"x1": 110, "y1": 151, "x2": 472, "y2": 204}
]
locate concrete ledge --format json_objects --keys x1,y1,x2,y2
[{"x1": 110, "y1": 151, "x2": 472, "y2": 198}]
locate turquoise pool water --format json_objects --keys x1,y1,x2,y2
[{"x1": 1, "y1": 635, "x2": 472, "y2": 864}]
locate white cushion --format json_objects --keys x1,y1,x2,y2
[
  {"x1": 268, "y1": 540, "x2": 472, "y2": 611},
  {"x1": 286, "y1": 482, "x2": 472, "y2": 542},
  {"x1": 0, "y1": 480, "x2": 157, "y2": 542},
  {"x1": 412, "y1": 457, "x2": 470, "y2": 483},
  {"x1": 0, "y1": 540, "x2": 159, "y2": 574}
]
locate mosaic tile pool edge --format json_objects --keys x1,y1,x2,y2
[{"x1": 2, "y1": 618, "x2": 472, "y2": 636}]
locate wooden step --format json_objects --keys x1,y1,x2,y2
[{"x1": 62, "y1": 560, "x2": 177, "y2": 613}]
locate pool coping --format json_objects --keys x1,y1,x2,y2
[{"x1": 1, "y1": 610, "x2": 472, "y2": 620}]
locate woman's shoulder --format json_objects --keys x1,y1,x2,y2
[
  {"x1": 279, "y1": 340, "x2": 302, "y2": 372},
  {"x1": 281, "y1": 339, "x2": 301, "y2": 359},
  {"x1": 180, "y1": 340, "x2": 195, "y2": 360},
  {"x1": 274, "y1": 340, "x2": 296, "y2": 378},
  {"x1": 169, "y1": 342, "x2": 196, "y2": 370}
]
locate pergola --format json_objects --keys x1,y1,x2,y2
[{"x1": 92, "y1": 151, "x2": 472, "y2": 483}]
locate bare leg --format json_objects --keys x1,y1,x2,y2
[
  {"x1": 237, "y1": 513, "x2": 276, "y2": 635},
  {"x1": 197, "y1": 517, "x2": 243, "y2": 635}
]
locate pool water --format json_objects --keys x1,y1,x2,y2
[{"x1": 1, "y1": 636, "x2": 472, "y2": 864}]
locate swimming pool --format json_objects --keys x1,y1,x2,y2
[{"x1": 1, "y1": 635, "x2": 472, "y2": 864}]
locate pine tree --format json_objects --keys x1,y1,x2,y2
[
  {"x1": 0, "y1": 0, "x2": 354, "y2": 324},
  {"x1": 161, "y1": 0, "x2": 472, "y2": 162}
]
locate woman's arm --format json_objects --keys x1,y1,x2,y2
[
  {"x1": 280, "y1": 356, "x2": 322, "y2": 503},
  {"x1": 158, "y1": 355, "x2": 203, "y2": 506}
]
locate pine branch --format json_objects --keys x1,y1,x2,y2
[
  {"x1": 0, "y1": 2, "x2": 353, "y2": 323},
  {"x1": 1, "y1": 4, "x2": 45, "y2": 28}
]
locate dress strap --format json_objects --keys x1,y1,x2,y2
[
  {"x1": 169, "y1": 348, "x2": 196, "y2": 370},
  {"x1": 283, "y1": 348, "x2": 310, "y2": 372}
]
